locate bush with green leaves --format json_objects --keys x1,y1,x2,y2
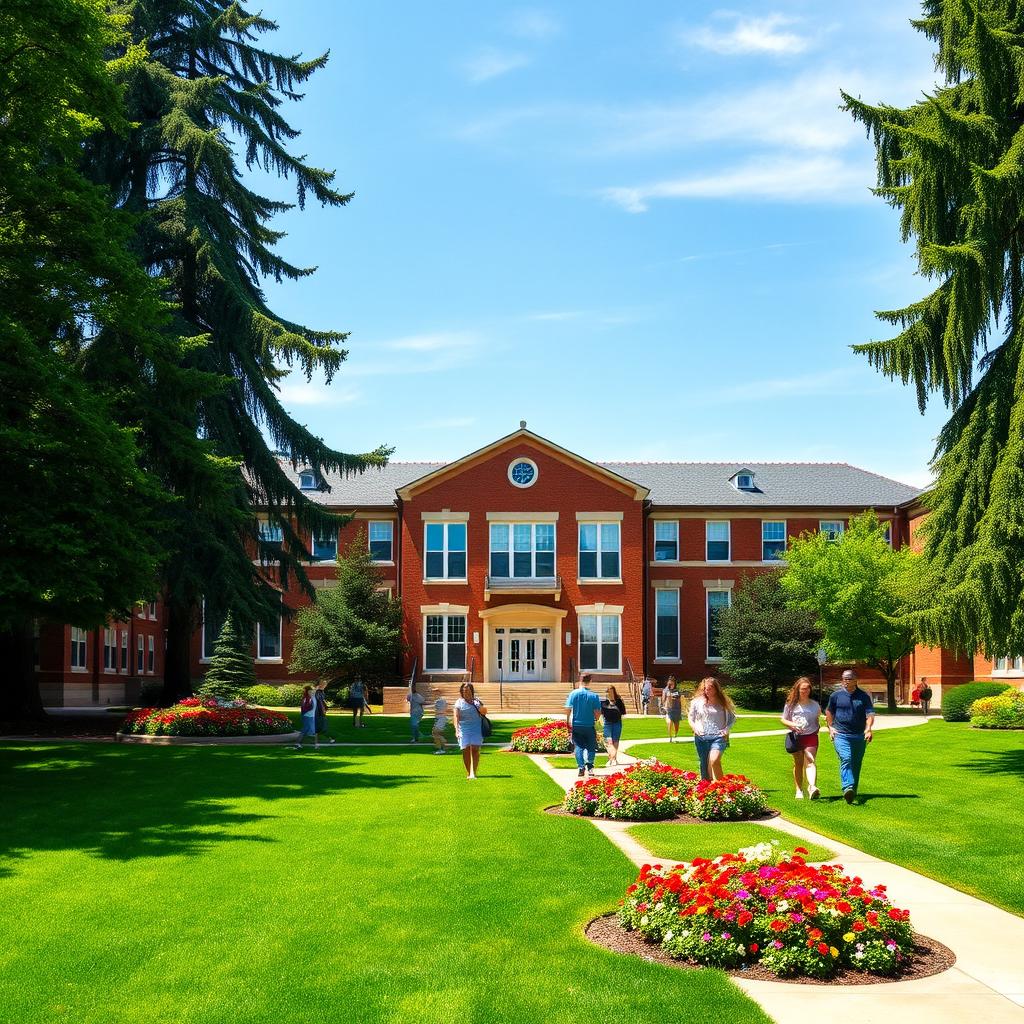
[
  {"x1": 137, "y1": 680, "x2": 164, "y2": 706},
  {"x1": 276, "y1": 684, "x2": 306, "y2": 708},
  {"x1": 941, "y1": 682, "x2": 1011, "y2": 722},
  {"x1": 196, "y1": 612, "x2": 257, "y2": 700},
  {"x1": 970, "y1": 689, "x2": 1024, "y2": 729},
  {"x1": 243, "y1": 685, "x2": 283, "y2": 707}
]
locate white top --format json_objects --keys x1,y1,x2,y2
[
  {"x1": 687, "y1": 696, "x2": 736, "y2": 737},
  {"x1": 433, "y1": 712, "x2": 449, "y2": 731},
  {"x1": 406, "y1": 691, "x2": 427, "y2": 720},
  {"x1": 783, "y1": 699, "x2": 821, "y2": 735}
]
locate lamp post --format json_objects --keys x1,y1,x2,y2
[{"x1": 816, "y1": 648, "x2": 828, "y2": 706}]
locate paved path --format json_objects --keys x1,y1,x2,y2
[{"x1": 529, "y1": 721, "x2": 1024, "y2": 1024}]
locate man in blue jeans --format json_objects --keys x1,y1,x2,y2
[
  {"x1": 826, "y1": 669, "x2": 875, "y2": 804},
  {"x1": 565, "y1": 674, "x2": 602, "y2": 778}
]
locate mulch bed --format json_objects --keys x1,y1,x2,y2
[
  {"x1": 544, "y1": 804, "x2": 779, "y2": 824},
  {"x1": 585, "y1": 913, "x2": 955, "y2": 985}
]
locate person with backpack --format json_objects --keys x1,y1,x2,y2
[
  {"x1": 454, "y1": 682, "x2": 489, "y2": 780},
  {"x1": 314, "y1": 680, "x2": 336, "y2": 745},
  {"x1": 294, "y1": 685, "x2": 319, "y2": 751},
  {"x1": 919, "y1": 681, "x2": 933, "y2": 716}
]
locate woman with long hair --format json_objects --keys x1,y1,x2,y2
[
  {"x1": 453, "y1": 682, "x2": 488, "y2": 780},
  {"x1": 660, "y1": 676, "x2": 683, "y2": 742},
  {"x1": 781, "y1": 676, "x2": 822, "y2": 799},
  {"x1": 600, "y1": 685, "x2": 627, "y2": 766},
  {"x1": 687, "y1": 676, "x2": 736, "y2": 780}
]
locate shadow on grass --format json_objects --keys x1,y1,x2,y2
[
  {"x1": 952, "y1": 747, "x2": 1024, "y2": 778},
  {"x1": 0, "y1": 744, "x2": 424, "y2": 878}
]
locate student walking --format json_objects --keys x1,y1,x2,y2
[
  {"x1": 781, "y1": 677, "x2": 821, "y2": 799},
  {"x1": 314, "y1": 680, "x2": 336, "y2": 745},
  {"x1": 687, "y1": 677, "x2": 736, "y2": 781},
  {"x1": 600, "y1": 686, "x2": 627, "y2": 767},
  {"x1": 919, "y1": 682, "x2": 933, "y2": 716},
  {"x1": 565, "y1": 674, "x2": 602, "y2": 778},
  {"x1": 406, "y1": 682, "x2": 427, "y2": 742},
  {"x1": 641, "y1": 677, "x2": 653, "y2": 715},
  {"x1": 349, "y1": 678, "x2": 367, "y2": 728},
  {"x1": 294, "y1": 685, "x2": 319, "y2": 750},
  {"x1": 431, "y1": 697, "x2": 450, "y2": 754},
  {"x1": 454, "y1": 683, "x2": 488, "y2": 780},
  {"x1": 826, "y1": 669, "x2": 875, "y2": 803},
  {"x1": 660, "y1": 677, "x2": 683, "y2": 741}
]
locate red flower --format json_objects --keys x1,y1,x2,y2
[
  {"x1": 738, "y1": 911, "x2": 753, "y2": 926},
  {"x1": 749, "y1": 943, "x2": 759, "y2": 954},
  {"x1": 769, "y1": 919, "x2": 788, "y2": 932},
  {"x1": 817, "y1": 942, "x2": 829, "y2": 955},
  {"x1": 835, "y1": 900, "x2": 852, "y2": 913},
  {"x1": 852, "y1": 921, "x2": 866, "y2": 932},
  {"x1": 808, "y1": 927, "x2": 823, "y2": 940}
]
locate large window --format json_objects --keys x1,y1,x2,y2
[
  {"x1": 136, "y1": 635, "x2": 145, "y2": 673},
  {"x1": 257, "y1": 616, "x2": 282, "y2": 660},
  {"x1": 655, "y1": 589, "x2": 680, "y2": 660},
  {"x1": 147, "y1": 635, "x2": 156, "y2": 674},
  {"x1": 259, "y1": 520, "x2": 283, "y2": 553},
  {"x1": 578, "y1": 522, "x2": 620, "y2": 579},
  {"x1": 994, "y1": 656, "x2": 1024, "y2": 674},
  {"x1": 120, "y1": 630, "x2": 129, "y2": 672},
  {"x1": 425, "y1": 522, "x2": 467, "y2": 580},
  {"x1": 706, "y1": 590, "x2": 731, "y2": 660},
  {"x1": 70, "y1": 627, "x2": 87, "y2": 670},
  {"x1": 706, "y1": 521, "x2": 730, "y2": 562},
  {"x1": 489, "y1": 522, "x2": 555, "y2": 578},
  {"x1": 819, "y1": 520, "x2": 845, "y2": 543},
  {"x1": 654, "y1": 521, "x2": 679, "y2": 561},
  {"x1": 579, "y1": 613, "x2": 621, "y2": 672},
  {"x1": 103, "y1": 629, "x2": 117, "y2": 672},
  {"x1": 762, "y1": 520, "x2": 786, "y2": 561},
  {"x1": 369, "y1": 521, "x2": 394, "y2": 562},
  {"x1": 424, "y1": 614, "x2": 466, "y2": 671},
  {"x1": 312, "y1": 529, "x2": 337, "y2": 561}
]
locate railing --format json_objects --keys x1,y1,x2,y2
[
  {"x1": 407, "y1": 658, "x2": 417, "y2": 687},
  {"x1": 625, "y1": 658, "x2": 641, "y2": 714},
  {"x1": 568, "y1": 657, "x2": 577, "y2": 685},
  {"x1": 467, "y1": 656, "x2": 475, "y2": 684}
]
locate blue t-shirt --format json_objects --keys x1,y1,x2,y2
[
  {"x1": 827, "y1": 687, "x2": 874, "y2": 735},
  {"x1": 565, "y1": 687, "x2": 602, "y2": 727}
]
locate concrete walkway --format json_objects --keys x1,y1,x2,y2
[{"x1": 529, "y1": 722, "x2": 1024, "y2": 1024}]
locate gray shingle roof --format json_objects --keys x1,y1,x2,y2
[{"x1": 282, "y1": 460, "x2": 919, "y2": 509}]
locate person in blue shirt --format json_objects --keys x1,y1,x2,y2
[
  {"x1": 565, "y1": 674, "x2": 603, "y2": 778},
  {"x1": 826, "y1": 669, "x2": 875, "y2": 803}
]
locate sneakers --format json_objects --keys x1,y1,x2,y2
[
  {"x1": 809, "y1": 787, "x2": 821, "y2": 800},
  {"x1": 794, "y1": 789, "x2": 804, "y2": 799},
  {"x1": 577, "y1": 768, "x2": 585, "y2": 778},
  {"x1": 292, "y1": 744, "x2": 302, "y2": 750},
  {"x1": 328, "y1": 738, "x2": 336, "y2": 744},
  {"x1": 843, "y1": 789, "x2": 855, "y2": 804}
]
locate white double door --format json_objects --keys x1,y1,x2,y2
[{"x1": 495, "y1": 626, "x2": 553, "y2": 682}]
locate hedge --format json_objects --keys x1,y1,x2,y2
[{"x1": 941, "y1": 682, "x2": 1011, "y2": 722}]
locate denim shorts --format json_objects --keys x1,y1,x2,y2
[
  {"x1": 602, "y1": 721, "x2": 623, "y2": 742},
  {"x1": 695, "y1": 735, "x2": 729, "y2": 754}
]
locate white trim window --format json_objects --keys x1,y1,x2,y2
[
  {"x1": 819, "y1": 520, "x2": 845, "y2": 543},
  {"x1": 424, "y1": 613, "x2": 466, "y2": 671},
  {"x1": 579, "y1": 613, "x2": 621, "y2": 672},
  {"x1": 578, "y1": 522, "x2": 620, "y2": 579},
  {"x1": 147, "y1": 635, "x2": 155, "y2": 674},
  {"x1": 103, "y1": 628, "x2": 117, "y2": 672},
  {"x1": 654, "y1": 521, "x2": 679, "y2": 561},
  {"x1": 706, "y1": 589, "x2": 731, "y2": 660},
  {"x1": 655, "y1": 589, "x2": 680, "y2": 661},
  {"x1": 257, "y1": 615, "x2": 282, "y2": 660},
  {"x1": 369, "y1": 521, "x2": 394, "y2": 562},
  {"x1": 489, "y1": 522, "x2": 556, "y2": 578},
  {"x1": 259, "y1": 520, "x2": 283, "y2": 554},
  {"x1": 312, "y1": 529, "x2": 337, "y2": 562},
  {"x1": 70, "y1": 627, "x2": 88, "y2": 670},
  {"x1": 424, "y1": 522, "x2": 467, "y2": 580},
  {"x1": 148, "y1": 601, "x2": 157, "y2": 620},
  {"x1": 136, "y1": 635, "x2": 145, "y2": 673},
  {"x1": 298, "y1": 469, "x2": 321, "y2": 490},
  {"x1": 994, "y1": 656, "x2": 1024, "y2": 676},
  {"x1": 762, "y1": 520, "x2": 787, "y2": 561},
  {"x1": 706, "y1": 521, "x2": 731, "y2": 562},
  {"x1": 120, "y1": 630, "x2": 129, "y2": 673}
]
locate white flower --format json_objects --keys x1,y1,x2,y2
[
  {"x1": 664, "y1": 930, "x2": 674, "y2": 942},
  {"x1": 777, "y1": 900, "x2": 790, "y2": 911},
  {"x1": 681, "y1": 930, "x2": 691, "y2": 938},
  {"x1": 640, "y1": 915, "x2": 649, "y2": 926},
  {"x1": 855, "y1": 951, "x2": 864, "y2": 960}
]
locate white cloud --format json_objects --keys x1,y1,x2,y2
[
  {"x1": 277, "y1": 382, "x2": 361, "y2": 406},
  {"x1": 601, "y1": 153, "x2": 873, "y2": 211},
  {"x1": 380, "y1": 331, "x2": 479, "y2": 353},
  {"x1": 345, "y1": 331, "x2": 485, "y2": 376},
  {"x1": 462, "y1": 48, "x2": 530, "y2": 83},
  {"x1": 506, "y1": 9, "x2": 561, "y2": 40},
  {"x1": 687, "y1": 13, "x2": 813, "y2": 57}
]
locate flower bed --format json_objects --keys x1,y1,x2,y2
[
  {"x1": 509, "y1": 719, "x2": 606, "y2": 753},
  {"x1": 121, "y1": 698, "x2": 293, "y2": 737},
  {"x1": 618, "y1": 844, "x2": 915, "y2": 978},
  {"x1": 970, "y1": 689, "x2": 1024, "y2": 729},
  {"x1": 562, "y1": 760, "x2": 770, "y2": 822}
]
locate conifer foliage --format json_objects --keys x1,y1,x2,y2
[
  {"x1": 197, "y1": 611, "x2": 256, "y2": 699},
  {"x1": 91, "y1": 2, "x2": 390, "y2": 700},
  {"x1": 844, "y1": 2, "x2": 1024, "y2": 656}
]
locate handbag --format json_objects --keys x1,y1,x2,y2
[
  {"x1": 784, "y1": 730, "x2": 800, "y2": 754},
  {"x1": 477, "y1": 701, "x2": 493, "y2": 739}
]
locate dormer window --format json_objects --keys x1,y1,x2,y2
[
  {"x1": 731, "y1": 469, "x2": 756, "y2": 491},
  {"x1": 299, "y1": 469, "x2": 322, "y2": 490}
]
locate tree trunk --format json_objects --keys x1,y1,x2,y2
[
  {"x1": 0, "y1": 618, "x2": 45, "y2": 722},
  {"x1": 883, "y1": 661, "x2": 898, "y2": 713},
  {"x1": 162, "y1": 599, "x2": 195, "y2": 705}
]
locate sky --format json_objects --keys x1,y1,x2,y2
[{"x1": 254, "y1": 0, "x2": 949, "y2": 487}]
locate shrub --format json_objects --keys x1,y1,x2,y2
[
  {"x1": 725, "y1": 686, "x2": 779, "y2": 712},
  {"x1": 276, "y1": 684, "x2": 306, "y2": 707},
  {"x1": 686, "y1": 775, "x2": 770, "y2": 821},
  {"x1": 564, "y1": 761, "x2": 696, "y2": 820},
  {"x1": 198, "y1": 611, "x2": 257, "y2": 699},
  {"x1": 970, "y1": 689, "x2": 1024, "y2": 729},
  {"x1": 137, "y1": 680, "x2": 163, "y2": 705},
  {"x1": 243, "y1": 685, "x2": 283, "y2": 707},
  {"x1": 618, "y1": 844, "x2": 915, "y2": 978},
  {"x1": 121, "y1": 698, "x2": 293, "y2": 737},
  {"x1": 941, "y1": 682, "x2": 1011, "y2": 722}
]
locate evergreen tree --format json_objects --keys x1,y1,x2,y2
[
  {"x1": 780, "y1": 512, "x2": 931, "y2": 711},
  {"x1": 843, "y1": 1, "x2": 1024, "y2": 657},
  {"x1": 716, "y1": 571, "x2": 822, "y2": 708},
  {"x1": 89, "y1": 2, "x2": 390, "y2": 702},
  {"x1": 290, "y1": 532, "x2": 403, "y2": 689},
  {"x1": 196, "y1": 611, "x2": 256, "y2": 698}
]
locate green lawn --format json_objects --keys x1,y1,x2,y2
[
  {"x1": 626, "y1": 822, "x2": 834, "y2": 864},
  {"x1": 639, "y1": 722, "x2": 1024, "y2": 916},
  {"x1": 0, "y1": 742, "x2": 770, "y2": 1024}
]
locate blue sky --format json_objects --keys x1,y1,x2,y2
[{"x1": 256, "y1": 1, "x2": 946, "y2": 487}]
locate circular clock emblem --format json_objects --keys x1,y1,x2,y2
[{"x1": 508, "y1": 458, "x2": 538, "y2": 488}]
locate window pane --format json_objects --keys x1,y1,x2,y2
[
  {"x1": 369, "y1": 522, "x2": 393, "y2": 561},
  {"x1": 706, "y1": 521, "x2": 729, "y2": 541},
  {"x1": 763, "y1": 540, "x2": 786, "y2": 560},
  {"x1": 654, "y1": 539, "x2": 677, "y2": 561},
  {"x1": 259, "y1": 619, "x2": 280, "y2": 659},
  {"x1": 600, "y1": 523, "x2": 620, "y2": 551},
  {"x1": 513, "y1": 551, "x2": 532, "y2": 577},
  {"x1": 600, "y1": 615, "x2": 620, "y2": 643},
  {"x1": 579, "y1": 551, "x2": 597, "y2": 578},
  {"x1": 313, "y1": 534, "x2": 337, "y2": 560},
  {"x1": 513, "y1": 523, "x2": 531, "y2": 551},
  {"x1": 425, "y1": 643, "x2": 444, "y2": 670},
  {"x1": 535, "y1": 551, "x2": 555, "y2": 577},
  {"x1": 426, "y1": 523, "x2": 444, "y2": 550},
  {"x1": 369, "y1": 540, "x2": 392, "y2": 562},
  {"x1": 762, "y1": 521, "x2": 785, "y2": 541},
  {"x1": 536, "y1": 524, "x2": 555, "y2": 551},
  {"x1": 707, "y1": 540, "x2": 730, "y2": 561},
  {"x1": 600, "y1": 643, "x2": 619, "y2": 669},
  {"x1": 447, "y1": 551, "x2": 466, "y2": 578},
  {"x1": 369, "y1": 521, "x2": 392, "y2": 542},
  {"x1": 600, "y1": 550, "x2": 620, "y2": 578},
  {"x1": 490, "y1": 523, "x2": 509, "y2": 551},
  {"x1": 579, "y1": 524, "x2": 597, "y2": 551},
  {"x1": 447, "y1": 522, "x2": 466, "y2": 552},
  {"x1": 579, "y1": 615, "x2": 598, "y2": 644},
  {"x1": 580, "y1": 644, "x2": 598, "y2": 670},
  {"x1": 707, "y1": 591, "x2": 730, "y2": 659},
  {"x1": 425, "y1": 551, "x2": 444, "y2": 577},
  {"x1": 426, "y1": 616, "x2": 444, "y2": 643},
  {"x1": 490, "y1": 551, "x2": 510, "y2": 577}
]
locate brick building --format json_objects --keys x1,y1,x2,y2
[{"x1": 37, "y1": 425, "x2": 1023, "y2": 708}]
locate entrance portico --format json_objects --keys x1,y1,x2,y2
[{"x1": 478, "y1": 603, "x2": 568, "y2": 683}]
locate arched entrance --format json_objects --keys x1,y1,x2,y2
[{"x1": 478, "y1": 604, "x2": 568, "y2": 683}]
